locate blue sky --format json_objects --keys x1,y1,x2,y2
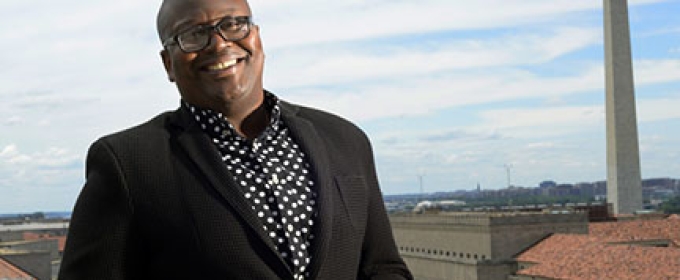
[{"x1": 0, "y1": 0, "x2": 679, "y2": 213}]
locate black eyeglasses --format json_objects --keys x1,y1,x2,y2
[{"x1": 163, "y1": 16, "x2": 252, "y2": 53}]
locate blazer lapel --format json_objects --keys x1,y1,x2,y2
[
  {"x1": 168, "y1": 107, "x2": 291, "y2": 272},
  {"x1": 279, "y1": 102, "x2": 334, "y2": 279}
]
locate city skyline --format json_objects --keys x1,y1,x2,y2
[{"x1": 1, "y1": 0, "x2": 679, "y2": 212}]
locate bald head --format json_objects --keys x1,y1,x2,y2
[
  {"x1": 156, "y1": 0, "x2": 177, "y2": 42},
  {"x1": 156, "y1": 0, "x2": 252, "y2": 43},
  {"x1": 156, "y1": 0, "x2": 265, "y2": 121}
]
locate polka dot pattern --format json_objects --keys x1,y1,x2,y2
[{"x1": 183, "y1": 95, "x2": 317, "y2": 280}]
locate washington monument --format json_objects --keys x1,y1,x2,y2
[{"x1": 604, "y1": 0, "x2": 643, "y2": 215}]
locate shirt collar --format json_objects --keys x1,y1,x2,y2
[{"x1": 182, "y1": 91, "x2": 282, "y2": 141}]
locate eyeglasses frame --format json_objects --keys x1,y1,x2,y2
[{"x1": 162, "y1": 16, "x2": 253, "y2": 53}]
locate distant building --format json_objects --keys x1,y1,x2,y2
[
  {"x1": 0, "y1": 256, "x2": 36, "y2": 280},
  {"x1": 0, "y1": 249, "x2": 49, "y2": 280},
  {"x1": 412, "y1": 200, "x2": 466, "y2": 213},
  {"x1": 0, "y1": 221, "x2": 69, "y2": 280},
  {"x1": 538, "y1": 181, "x2": 556, "y2": 189},
  {"x1": 390, "y1": 211, "x2": 588, "y2": 280}
]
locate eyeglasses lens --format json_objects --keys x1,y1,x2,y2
[
  {"x1": 178, "y1": 29, "x2": 210, "y2": 52},
  {"x1": 177, "y1": 18, "x2": 250, "y2": 52}
]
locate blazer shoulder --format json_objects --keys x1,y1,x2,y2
[
  {"x1": 95, "y1": 110, "x2": 177, "y2": 148},
  {"x1": 281, "y1": 101, "x2": 367, "y2": 139}
]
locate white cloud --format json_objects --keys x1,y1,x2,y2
[
  {"x1": 0, "y1": 144, "x2": 83, "y2": 211},
  {"x1": 2, "y1": 116, "x2": 23, "y2": 126},
  {"x1": 254, "y1": 0, "x2": 670, "y2": 48},
  {"x1": 254, "y1": 0, "x2": 613, "y2": 48},
  {"x1": 266, "y1": 27, "x2": 601, "y2": 88},
  {"x1": 635, "y1": 59, "x2": 680, "y2": 85},
  {"x1": 479, "y1": 106, "x2": 603, "y2": 130},
  {"x1": 0, "y1": 145, "x2": 80, "y2": 169},
  {"x1": 0, "y1": 144, "x2": 19, "y2": 157},
  {"x1": 0, "y1": 0, "x2": 678, "y2": 210},
  {"x1": 638, "y1": 97, "x2": 680, "y2": 122},
  {"x1": 279, "y1": 63, "x2": 601, "y2": 122}
]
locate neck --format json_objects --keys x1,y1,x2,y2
[
  {"x1": 183, "y1": 88, "x2": 268, "y2": 139},
  {"x1": 214, "y1": 90, "x2": 267, "y2": 139},
  {"x1": 231, "y1": 102, "x2": 268, "y2": 139}
]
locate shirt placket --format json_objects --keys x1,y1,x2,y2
[{"x1": 185, "y1": 99, "x2": 317, "y2": 280}]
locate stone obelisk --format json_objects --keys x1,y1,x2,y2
[{"x1": 604, "y1": 0, "x2": 643, "y2": 215}]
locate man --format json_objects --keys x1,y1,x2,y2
[{"x1": 58, "y1": 0, "x2": 411, "y2": 279}]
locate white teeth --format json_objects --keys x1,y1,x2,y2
[{"x1": 208, "y1": 59, "x2": 238, "y2": 71}]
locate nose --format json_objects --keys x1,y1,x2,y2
[{"x1": 204, "y1": 29, "x2": 234, "y2": 52}]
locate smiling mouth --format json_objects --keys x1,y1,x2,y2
[
  {"x1": 207, "y1": 59, "x2": 237, "y2": 71},
  {"x1": 206, "y1": 57, "x2": 246, "y2": 72}
]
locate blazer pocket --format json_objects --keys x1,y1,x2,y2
[{"x1": 334, "y1": 175, "x2": 369, "y2": 233}]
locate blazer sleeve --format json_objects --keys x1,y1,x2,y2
[
  {"x1": 357, "y1": 139, "x2": 414, "y2": 280},
  {"x1": 58, "y1": 139, "x2": 136, "y2": 280}
]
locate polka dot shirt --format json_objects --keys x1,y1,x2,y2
[{"x1": 183, "y1": 94, "x2": 317, "y2": 280}]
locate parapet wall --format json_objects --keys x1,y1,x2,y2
[
  {"x1": 390, "y1": 211, "x2": 589, "y2": 280},
  {"x1": 390, "y1": 211, "x2": 588, "y2": 228}
]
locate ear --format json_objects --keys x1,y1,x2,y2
[{"x1": 160, "y1": 49, "x2": 176, "y2": 82}]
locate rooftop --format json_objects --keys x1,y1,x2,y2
[
  {"x1": 0, "y1": 222, "x2": 69, "y2": 231},
  {"x1": 589, "y1": 214, "x2": 680, "y2": 246},
  {"x1": 515, "y1": 215, "x2": 680, "y2": 280},
  {"x1": 0, "y1": 257, "x2": 35, "y2": 279},
  {"x1": 22, "y1": 232, "x2": 67, "y2": 253}
]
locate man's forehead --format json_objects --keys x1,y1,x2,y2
[
  {"x1": 157, "y1": 0, "x2": 252, "y2": 39},
  {"x1": 161, "y1": 0, "x2": 251, "y2": 16}
]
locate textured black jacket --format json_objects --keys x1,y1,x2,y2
[{"x1": 58, "y1": 99, "x2": 412, "y2": 280}]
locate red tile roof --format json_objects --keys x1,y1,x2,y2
[
  {"x1": 22, "y1": 232, "x2": 67, "y2": 252},
  {"x1": 0, "y1": 257, "x2": 35, "y2": 279},
  {"x1": 589, "y1": 215, "x2": 680, "y2": 246},
  {"x1": 516, "y1": 216, "x2": 680, "y2": 280}
]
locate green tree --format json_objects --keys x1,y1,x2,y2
[{"x1": 659, "y1": 196, "x2": 680, "y2": 214}]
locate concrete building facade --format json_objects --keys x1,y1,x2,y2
[{"x1": 390, "y1": 212, "x2": 588, "y2": 280}]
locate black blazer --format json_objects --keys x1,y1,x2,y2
[{"x1": 58, "y1": 100, "x2": 412, "y2": 280}]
